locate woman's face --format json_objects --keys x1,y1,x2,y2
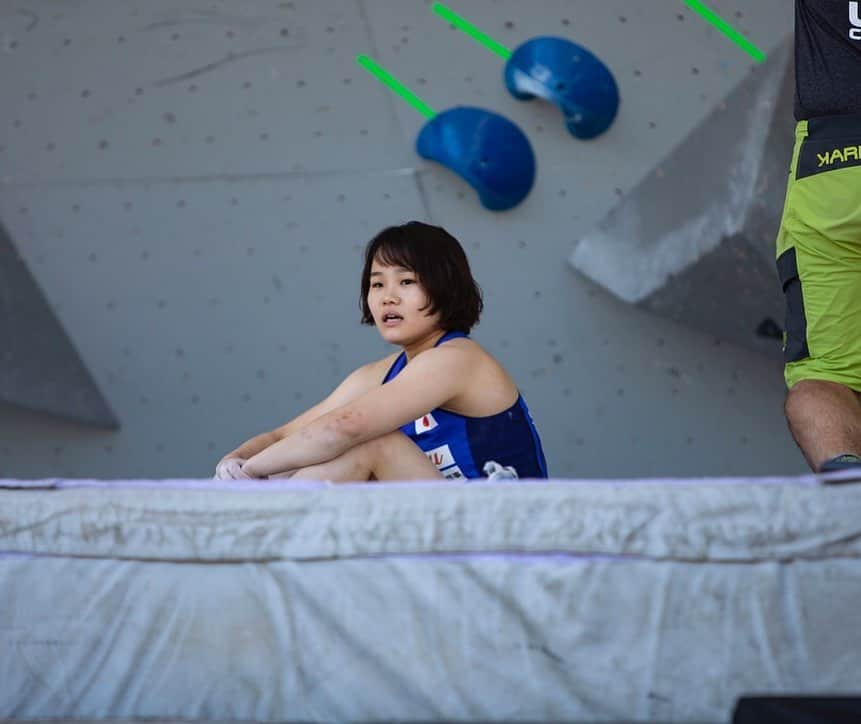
[{"x1": 367, "y1": 258, "x2": 441, "y2": 346}]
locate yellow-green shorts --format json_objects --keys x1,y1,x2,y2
[{"x1": 775, "y1": 114, "x2": 861, "y2": 392}]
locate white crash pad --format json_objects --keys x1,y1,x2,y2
[{"x1": 1, "y1": 474, "x2": 861, "y2": 722}]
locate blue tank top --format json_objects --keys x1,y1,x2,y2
[{"x1": 382, "y1": 331, "x2": 549, "y2": 480}]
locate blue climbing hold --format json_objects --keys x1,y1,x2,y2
[
  {"x1": 505, "y1": 36, "x2": 619, "y2": 139},
  {"x1": 416, "y1": 106, "x2": 535, "y2": 212}
]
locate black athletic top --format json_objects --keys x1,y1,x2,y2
[{"x1": 795, "y1": 0, "x2": 861, "y2": 120}]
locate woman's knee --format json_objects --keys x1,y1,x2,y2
[
  {"x1": 363, "y1": 430, "x2": 411, "y2": 458},
  {"x1": 357, "y1": 431, "x2": 433, "y2": 475},
  {"x1": 345, "y1": 430, "x2": 406, "y2": 468}
]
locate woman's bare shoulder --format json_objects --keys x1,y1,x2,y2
[
  {"x1": 436, "y1": 336, "x2": 510, "y2": 380},
  {"x1": 439, "y1": 336, "x2": 519, "y2": 414},
  {"x1": 443, "y1": 336, "x2": 493, "y2": 361}
]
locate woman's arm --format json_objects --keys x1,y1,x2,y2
[
  {"x1": 217, "y1": 356, "x2": 396, "y2": 466},
  {"x1": 242, "y1": 344, "x2": 471, "y2": 478}
]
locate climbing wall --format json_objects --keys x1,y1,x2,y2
[{"x1": 0, "y1": 0, "x2": 799, "y2": 478}]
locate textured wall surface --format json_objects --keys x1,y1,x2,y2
[{"x1": 0, "y1": 0, "x2": 799, "y2": 479}]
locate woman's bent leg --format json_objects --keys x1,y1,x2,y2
[{"x1": 269, "y1": 431, "x2": 443, "y2": 482}]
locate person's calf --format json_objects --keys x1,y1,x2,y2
[
  {"x1": 784, "y1": 379, "x2": 861, "y2": 471},
  {"x1": 274, "y1": 440, "x2": 376, "y2": 482},
  {"x1": 367, "y1": 431, "x2": 444, "y2": 481},
  {"x1": 274, "y1": 432, "x2": 440, "y2": 483}
]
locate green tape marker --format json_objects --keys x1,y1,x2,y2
[
  {"x1": 431, "y1": 2, "x2": 512, "y2": 61},
  {"x1": 356, "y1": 54, "x2": 437, "y2": 119},
  {"x1": 684, "y1": 0, "x2": 766, "y2": 63}
]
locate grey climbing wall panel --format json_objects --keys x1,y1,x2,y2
[
  {"x1": 0, "y1": 221, "x2": 118, "y2": 428},
  {"x1": 0, "y1": 1, "x2": 802, "y2": 479},
  {"x1": 571, "y1": 40, "x2": 794, "y2": 358}
]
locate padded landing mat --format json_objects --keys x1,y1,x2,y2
[{"x1": 2, "y1": 476, "x2": 860, "y2": 722}]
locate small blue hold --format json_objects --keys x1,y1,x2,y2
[
  {"x1": 416, "y1": 106, "x2": 535, "y2": 212},
  {"x1": 505, "y1": 36, "x2": 619, "y2": 139}
]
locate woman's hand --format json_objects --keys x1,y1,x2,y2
[{"x1": 214, "y1": 457, "x2": 255, "y2": 480}]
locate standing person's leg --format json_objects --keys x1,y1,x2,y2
[
  {"x1": 776, "y1": 115, "x2": 861, "y2": 472},
  {"x1": 784, "y1": 381, "x2": 861, "y2": 470},
  {"x1": 267, "y1": 430, "x2": 444, "y2": 482}
]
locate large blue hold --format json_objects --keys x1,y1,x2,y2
[
  {"x1": 416, "y1": 106, "x2": 535, "y2": 212},
  {"x1": 505, "y1": 36, "x2": 619, "y2": 139}
]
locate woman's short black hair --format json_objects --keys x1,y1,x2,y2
[{"x1": 360, "y1": 221, "x2": 483, "y2": 333}]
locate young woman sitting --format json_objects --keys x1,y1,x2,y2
[{"x1": 215, "y1": 221, "x2": 548, "y2": 482}]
